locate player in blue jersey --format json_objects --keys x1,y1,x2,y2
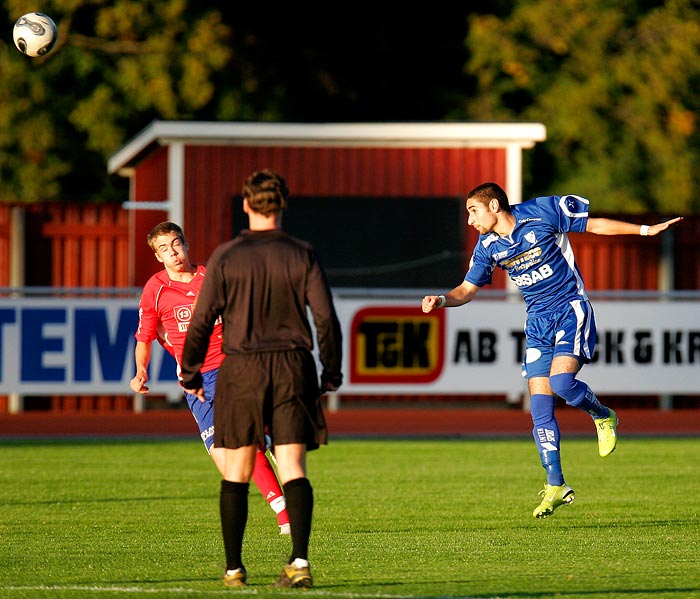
[{"x1": 422, "y1": 182, "x2": 682, "y2": 518}]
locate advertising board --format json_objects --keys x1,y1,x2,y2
[{"x1": 1, "y1": 297, "x2": 698, "y2": 396}]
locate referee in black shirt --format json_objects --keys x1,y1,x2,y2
[{"x1": 181, "y1": 169, "x2": 343, "y2": 589}]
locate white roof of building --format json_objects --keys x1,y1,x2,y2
[{"x1": 108, "y1": 120, "x2": 546, "y2": 175}]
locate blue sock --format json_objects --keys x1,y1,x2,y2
[
  {"x1": 549, "y1": 372, "x2": 610, "y2": 420},
  {"x1": 530, "y1": 394, "x2": 564, "y2": 486}
]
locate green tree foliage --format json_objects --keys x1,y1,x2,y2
[
  {"x1": 462, "y1": 0, "x2": 700, "y2": 213},
  {"x1": 1, "y1": 0, "x2": 237, "y2": 202}
]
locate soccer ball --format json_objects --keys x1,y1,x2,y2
[{"x1": 13, "y1": 12, "x2": 58, "y2": 57}]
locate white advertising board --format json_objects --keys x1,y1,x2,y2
[
  {"x1": 336, "y1": 298, "x2": 700, "y2": 395},
  {"x1": 0, "y1": 297, "x2": 698, "y2": 396},
  {"x1": 0, "y1": 298, "x2": 176, "y2": 395}
]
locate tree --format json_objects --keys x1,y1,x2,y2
[
  {"x1": 1, "y1": 0, "x2": 236, "y2": 202},
  {"x1": 461, "y1": 0, "x2": 700, "y2": 214}
]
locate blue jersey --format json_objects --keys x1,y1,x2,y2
[{"x1": 465, "y1": 195, "x2": 590, "y2": 316}]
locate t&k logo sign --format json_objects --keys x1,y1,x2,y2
[{"x1": 349, "y1": 306, "x2": 445, "y2": 384}]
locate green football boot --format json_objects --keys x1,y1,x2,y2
[
  {"x1": 533, "y1": 483, "x2": 575, "y2": 519},
  {"x1": 595, "y1": 409, "x2": 619, "y2": 457}
]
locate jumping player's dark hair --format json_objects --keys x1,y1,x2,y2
[
  {"x1": 243, "y1": 169, "x2": 289, "y2": 216},
  {"x1": 466, "y1": 182, "x2": 512, "y2": 213},
  {"x1": 147, "y1": 222, "x2": 186, "y2": 252}
]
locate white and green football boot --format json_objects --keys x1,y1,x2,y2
[
  {"x1": 595, "y1": 409, "x2": 619, "y2": 457},
  {"x1": 533, "y1": 483, "x2": 575, "y2": 519}
]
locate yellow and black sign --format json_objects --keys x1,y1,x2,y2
[{"x1": 350, "y1": 306, "x2": 445, "y2": 383}]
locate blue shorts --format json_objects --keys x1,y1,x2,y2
[
  {"x1": 521, "y1": 299, "x2": 597, "y2": 379},
  {"x1": 184, "y1": 368, "x2": 218, "y2": 452}
]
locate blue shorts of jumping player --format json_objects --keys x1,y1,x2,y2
[
  {"x1": 184, "y1": 368, "x2": 218, "y2": 453},
  {"x1": 521, "y1": 299, "x2": 597, "y2": 379}
]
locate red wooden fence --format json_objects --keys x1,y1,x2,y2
[
  {"x1": 0, "y1": 205, "x2": 10, "y2": 288},
  {"x1": 0, "y1": 203, "x2": 132, "y2": 413}
]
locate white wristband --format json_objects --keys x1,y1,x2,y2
[
  {"x1": 436, "y1": 295, "x2": 446, "y2": 308},
  {"x1": 640, "y1": 225, "x2": 649, "y2": 236}
]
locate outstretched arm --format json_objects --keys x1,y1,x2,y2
[
  {"x1": 586, "y1": 216, "x2": 683, "y2": 236},
  {"x1": 422, "y1": 280, "x2": 480, "y2": 313}
]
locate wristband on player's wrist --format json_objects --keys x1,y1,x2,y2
[
  {"x1": 436, "y1": 295, "x2": 447, "y2": 308},
  {"x1": 640, "y1": 224, "x2": 650, "y2": 236}
]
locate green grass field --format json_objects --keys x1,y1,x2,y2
[{"x1": 1, "y1": 436, "x2": 698, "y2": 598}]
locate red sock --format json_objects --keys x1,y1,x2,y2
[{"x1": 251, "y1": 448, "x2": 289, "y2": 526}]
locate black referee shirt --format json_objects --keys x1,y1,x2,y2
[{"x1": 180, "y1": 229, "x2": 342, "y2": 389}]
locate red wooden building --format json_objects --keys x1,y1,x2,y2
[{"x1": 106, "y1": 120, "x2": 548, "y2": 288}]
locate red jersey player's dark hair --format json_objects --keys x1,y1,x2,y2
[{"x1": 146, "y1": 222, "x2": 186, "y2": 252}]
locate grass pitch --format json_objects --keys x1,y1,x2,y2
[{"x1": 0, "y1": 435, "x2": 698, "y2": 598}]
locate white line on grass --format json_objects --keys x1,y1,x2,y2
[
  {"x1": 0, "y1": 588, "x2": 242, "y2": 596},
  {"x1": 0, "y1": 585, "x2": 494, "y2": 598}
]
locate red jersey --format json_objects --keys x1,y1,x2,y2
[{"x1": 135, "y1": 264, "x2": 224, "y2": 374}]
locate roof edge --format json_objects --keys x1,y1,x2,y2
[{"x1": 108, "y1": 120, "x2": 547, "y2": 174}]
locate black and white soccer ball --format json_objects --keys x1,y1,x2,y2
[{"x1": 13, "y1": 12, "x2": 58, "y2": 57}]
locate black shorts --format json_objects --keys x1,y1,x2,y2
[{"x1": 213, "y1": 349, "x2": 328, "y2": 451}]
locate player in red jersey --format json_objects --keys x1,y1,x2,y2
[{"x1": 130, "y1": 221, "x2": 290, "y2": 534}]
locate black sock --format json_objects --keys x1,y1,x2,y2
[
  {"x1": 220, "y1": 480, "x2": 249, "y2": 571},
  {"x1": 283, "y1": 477, "x2": 313, "y2": 563}
]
